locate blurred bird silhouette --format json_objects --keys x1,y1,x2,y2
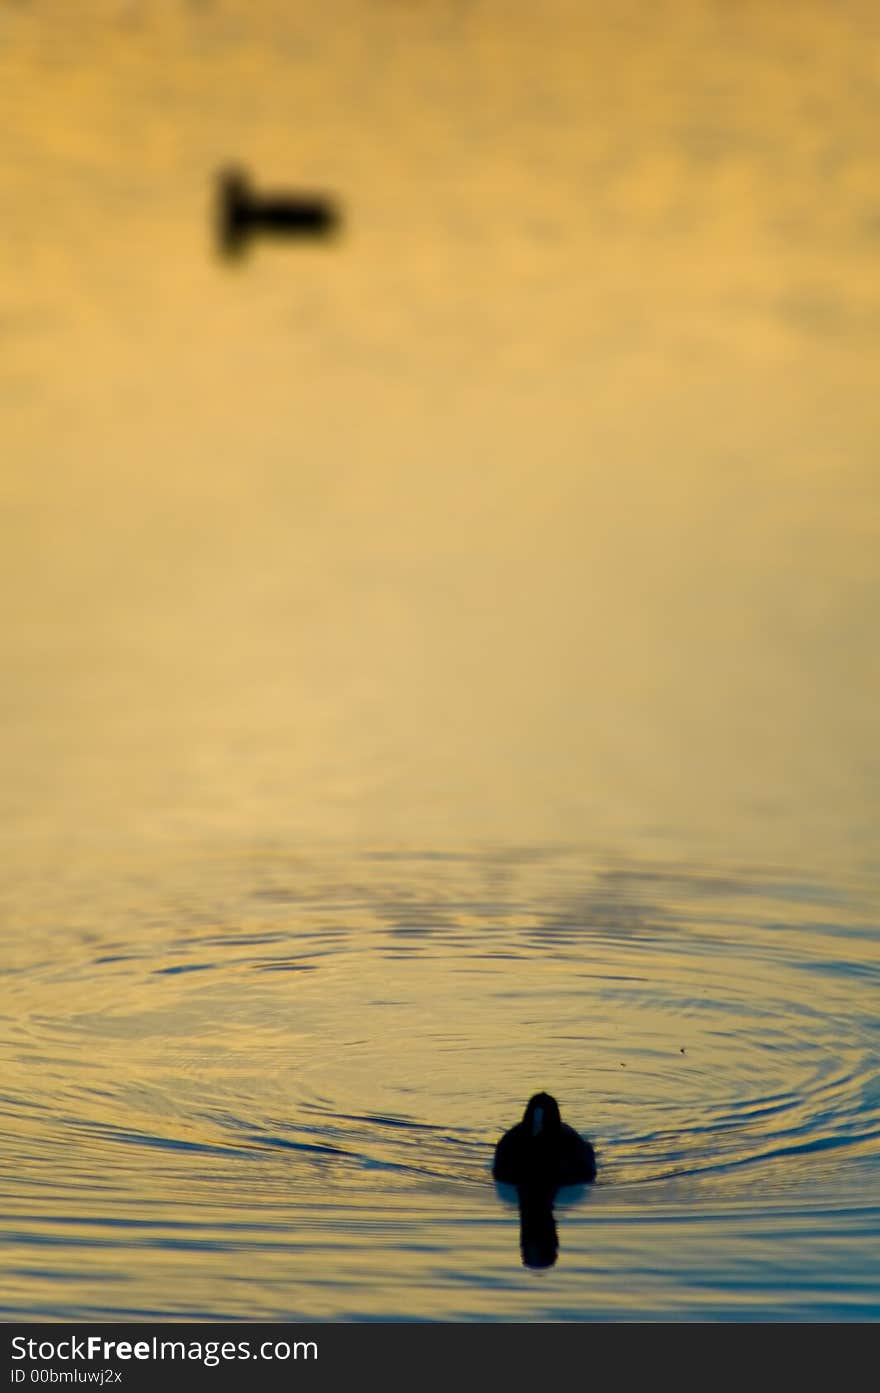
[{"x1": 217, "y1": 167, "x2": 340, "y2": 257}]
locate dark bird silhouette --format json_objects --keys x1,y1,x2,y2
[
  {"x1": 493, "y1": 1092, "x2": 596, "y2": 1188},
  {"x1": 217, "y1": 167, "x2": 340, "y2": 257},
  {"x1": 493, "y1": 1093, "x2": 596, "y2": 1269}
]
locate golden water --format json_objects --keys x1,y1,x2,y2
[{"x1": 1, "y1": 0, "x2": 878, "y2": 1318}]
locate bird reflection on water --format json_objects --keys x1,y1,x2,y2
[{"x1": 493, "y1": 1093, "x2": 596, "y2": 1269}]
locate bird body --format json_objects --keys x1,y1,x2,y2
[{"x1": 493, "y1": 1092, "x2": 596, "y2": 1189}]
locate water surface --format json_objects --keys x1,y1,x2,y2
[
  {"x1": 1, "y1": 0, "x2": 878, "y2": 1319},
  {"x1": 3, "y1": 842, "x2": 879, "y2": 1319}
]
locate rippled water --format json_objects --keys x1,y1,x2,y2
[
  {"x1": 2, "y1": 0, "x2": 879, "y2": 1320},
  {"x1": 2, "y1": 843, "x2": 878, "y2": 1318}
]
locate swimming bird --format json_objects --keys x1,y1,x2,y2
[
  {"x1": 216, "y1": 167, "x2": 340, "y2": 257},
  {"x1": 493, "y1": 1092, "x2": 596, "y2": 1189}
]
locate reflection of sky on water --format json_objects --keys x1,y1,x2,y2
[
  {"x1": 1, "y1": 0, "x2": 878, "y2": 862},
  {"x1": 2, "y1": 842, "x2": 879, "y2": 1317},
  {"x1": 0, "y1": 0, "x2": 878, "y2": 1320}
]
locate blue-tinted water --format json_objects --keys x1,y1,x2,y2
[{"x1": 2, "y1": 842, "x2": 878, "y2": 1318}]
